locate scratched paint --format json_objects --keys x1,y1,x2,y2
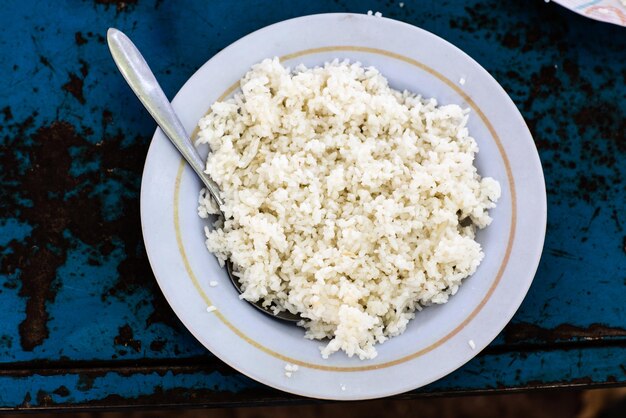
[{"x1": 0, "y1": 0, "x2": 624, "y2": 409}]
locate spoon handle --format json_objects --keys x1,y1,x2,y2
[{"x1": 107, "y1": 28, "x2": 223, "y2": 207}]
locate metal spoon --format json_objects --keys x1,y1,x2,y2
[{"x1": 107, "y1": 28, "x2": 299, "y2": 322}]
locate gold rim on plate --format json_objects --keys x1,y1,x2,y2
[{"x1": 173, "y1": 46, "x2": 517, "y2": 372}]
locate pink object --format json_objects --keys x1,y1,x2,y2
[{"x1": 552, "y1": 0, "x2": 626, "y2": 27}]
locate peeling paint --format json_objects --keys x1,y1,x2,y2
[{"x1": 0, "y1": 0, "x2": 624, "y2": 410}]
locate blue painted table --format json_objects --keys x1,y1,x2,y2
[{"x1": 0, "y1": 0, "x2": 624, "y2": 411}]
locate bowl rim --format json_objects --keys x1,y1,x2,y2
[{"x1": 140, "y1": 12, "x2": 547, "y2": 400}]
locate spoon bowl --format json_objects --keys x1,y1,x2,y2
[{"x1": 226, "y1": 262, "x2": 301, "y2": 322}]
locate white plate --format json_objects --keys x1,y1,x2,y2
[{"x1": 140, "y1": 13, "x2": 546, "y2": 400}]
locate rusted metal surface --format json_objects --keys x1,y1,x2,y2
[
  {"x1": 0, "y1": 0, "x2": 624, "y2": 410},
  {"x1": 504, "y1": 323, "x2": 626, "y2": 345},
  {"x1": 1, "y1": 347, "x2": 625, "y2": 411}
]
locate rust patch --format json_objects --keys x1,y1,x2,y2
[
  {"x1": 563, "y1": 59, "x2": 579, "y2": 81},
  {"x1": 62, "y1": 60, "x2": 89, "y2": 104},
  {"x1": 505, "y1": 322, "x2": 626, "y2": 344},
  {"x1": 75, "y1": 32, "x2": 87, "y2": 46},
  {"x1": 20, "y1": 392, "x2": 32, "y2": 408},
  {"x1": 451, "y1": 3, "x2": 499, "y2": 33},
  {"x1": 79, "y1": 59, "x2": 89, "y2": 78},
  {"x1": 500, "y1": 33, "x2": 520, "y2": 49},
  {"x1": 524, "y1": 377, "x2": 594, "y2": 388},
  {"x1": 36, "y1": 390, "x2": 53, "y2": 407},
  {"x1": 149, "y1": 339, "x2": 166, "y2": 352},
  {"x1": 16, "y1": 247, "x2": 64, "y2": 351},
  {"x1": 575, "y1": 104, "x2": 626, "y2": 154},
  {"x1": 569, "y1": 377, "x2": 594, "y2": 385},
  {"x1": 146, "y1": 292, "x2": 181, "y2": 329},
  {"x1": 62, "y1": 73, "x2": 85, "y2": 104},
  {"x1": 114, "y1": 324, "x2": 142, "y2": 352},
  {"x1": 77, "y1": 374, "x2": 96, "y2": 391},
  {"x1": 3, "y1": 280, "x2": 18, "y2": 289},
  {"x1": 0, "y1": 122, "x2": 83, "y2": 350},
  {"x1": 52, "y1": 386, "x2": 70, "y2": 397},
  {"x1": 94, "y1": 0, "x2": 138, "y2": 12},
  {"x1": 2, "y1": 106, "x2": 12, "y2": 121},
  {"x1": 0, "y1": 114, "x2": 159, "y2": 350},
  {"x1": 102, "y1": 109, "x2": 113, "y2": 128},
  {"x1": 524, "y1": 65, "x2": 562, "y2": 110}
]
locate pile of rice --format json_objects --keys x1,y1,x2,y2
[{"x1": 196, "y1": 58, "x2": 500, "y2": 360}]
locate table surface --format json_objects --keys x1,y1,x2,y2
[{"x1": 1, "y1": 0, "x2": 625, "y2": 412}]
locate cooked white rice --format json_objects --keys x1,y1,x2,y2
[{"x1": 196, "y1": 58, "x2": 500, "y2": 360}]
